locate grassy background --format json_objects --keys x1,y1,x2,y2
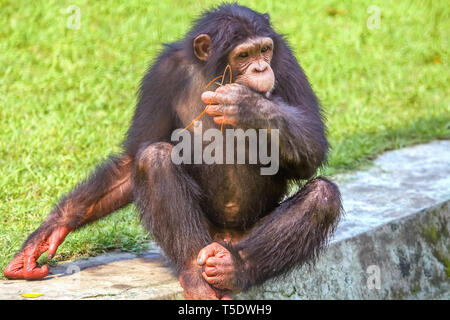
[{"x1": 0, "y1": 0, "x2": 448, "y2": 275}]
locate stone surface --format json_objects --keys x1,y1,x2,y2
[
  {"x1": 0, "y1": 140, "x2": 449, "y2": 299},
  {"x1": 237, "y1": 201, "x2": 449, "y2": 299},
  {"x1": 332, "y1": 140, "x2": 450, "y2": 243},
  {"x1": 0, "y1": 248, "x2": 184, "y2": 300}
]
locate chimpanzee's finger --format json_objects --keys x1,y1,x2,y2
[
  {"x1": 216, "y1": 83, "x2": 246, "y2": 94},
  {"x1": 47, "y1": 225, "x2": 71, "y2": 259},
  {"x1": 213, "y1": 116, "x2": 224, "y2": 124},
  {"x1": 3, "y1": 247, "x2": 46, "y2": 279},
  {"x1": 197, "y1": 244, "x2": 217, "y2": 265},
  {"x1": 23, "y1": 265, "x2": 49, "y2": 280},
  {"x1": 205, "y1": 256, "x2": 220, "y2": 267},
  {"x1": 222, "y1": 105, "x2": 238, "y2": 115},
  {"x1": 3, "y1": 268, "x2": 26, "y2": 279},
  {"x1": 215, "y1": 84, "x2": 232, "y2": 93},
  {"x1": 47, "y1": 243, "x2": 58, "y2": 260},
  {"x1": 213, "y1": 116, "x2": 237, "y2": 126},
  {"x1": 201, "y1": 91, "x2": 218, "y2": 104},
  {"x1": 205, "y1": 105, "x2": 224, "y2": 117},
  {"x1": 201, "y1": 91, "x2": 238, "y2": 105},
  {"x1": 206, "y1": 105, "x2": 238, "y2": 117},
  {"x1": 204, "y1": 266, "x2": 218, "y2": 276},
  {"x1": 3, "y1": 254, "x2": 25, "y2": 279},
  {"x1": 48, "y1": 233, "x2": 63, "y2": 259},
  {"x1": 197, "y1": 242, "x2": 228, "y2": 265}
]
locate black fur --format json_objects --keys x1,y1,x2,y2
[
  {"x1": 127, "y1": 3, "x2": 339, "y2": 285},
  {"x1": 15, "y1": 3, "x2": 342, "y2": 291}
]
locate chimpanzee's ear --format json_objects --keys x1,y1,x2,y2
[
  {"x1": 263, "y1": 13, "x2": 270, "y2": 21},
  {"x1": 193, "y1": 34, "x2": 211, "y2": 61}
]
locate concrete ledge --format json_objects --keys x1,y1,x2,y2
[
  {"x1": 0, "y1": 249, "x2": 184, "y2": 300},
  {"x1": 237, "y1": 201, "x2": 449, "y2": 299},
  {"x1": 1, "y1": 140, "x2": 449, "y2": 299}
]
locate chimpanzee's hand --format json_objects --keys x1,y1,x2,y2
[
  {"x1": 3, "y1": 225, "x2": 71, "y2": 279},
  {"x1": 179, "y1": 266, "x2": 232, "y2": 300},
  {"x1": 197, "y1": 242, "x2": 246, "y2": 293},
  {"x1": 202, "y1": 83, "x2": 274, "y2": 127}
]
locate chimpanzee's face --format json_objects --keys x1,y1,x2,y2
[
  {"x1": 193, "y1": 34, "x2": 275, "y2": 94},
  {"x1": 227, "y1": 37, "x2": 275, "y2": 94}
]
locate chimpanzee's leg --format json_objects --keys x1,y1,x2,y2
[
  {"x1": 133, "y1": 142, "x2": 230, "y2": 300},
  {"x1": 198, "y1": 177, "x2": 342, "y2": 292},
  {"x1": 4, "y1": 154, "x2": 134, "y2": 279}
]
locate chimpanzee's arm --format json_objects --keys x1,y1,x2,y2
[
  {"x1": 203, "y1": 84, "x2": 329, "y2": 179},
  {"x1": 49, "y1": 154, "x2": 134, "y2": 229},
  {"x1": 247, "y1": 94, "x2": 328, "y2": 179},
  {"x1": 3, "y1": 154, "x2": 134, "y2": 279}
]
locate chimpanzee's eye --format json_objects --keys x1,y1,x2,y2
[
  {"x1": 239, "y1": 52, "x2": 249, "y2": 58},
  {"x1": 261, "y1": 46, "x2": 270, "y2": 53}
]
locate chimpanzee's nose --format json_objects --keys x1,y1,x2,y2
[{"x1": 252, "y1": 63, "x2": 268, "y2": 73}]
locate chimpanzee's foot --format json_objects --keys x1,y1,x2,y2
[
  {"x1": 179, "y1": 266, "x2": 232, "y2": 300},
  {"x1": 4, "y1": 225, "x2": 71, "y2": 280},
  {"x1": 197, "y1": 242, "x2": 243, "y2": 293}
]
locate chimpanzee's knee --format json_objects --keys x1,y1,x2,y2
[
  {"x1": 136, "y1": 142, "x2": 174, "y2": 173},
  {"x1": 133, "y1": 142, "x2": 176, "y2": 188},
  {"x1": 302, "y1": 177, "x2": 342, "y2": 225}
]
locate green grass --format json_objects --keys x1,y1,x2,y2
[{"x1": 0, "y1": 0, "x2": 448, "y2": 275}]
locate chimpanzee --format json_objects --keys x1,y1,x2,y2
[{"x1": 4, "y1": 4, "x2": 342, "y2": 300}]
